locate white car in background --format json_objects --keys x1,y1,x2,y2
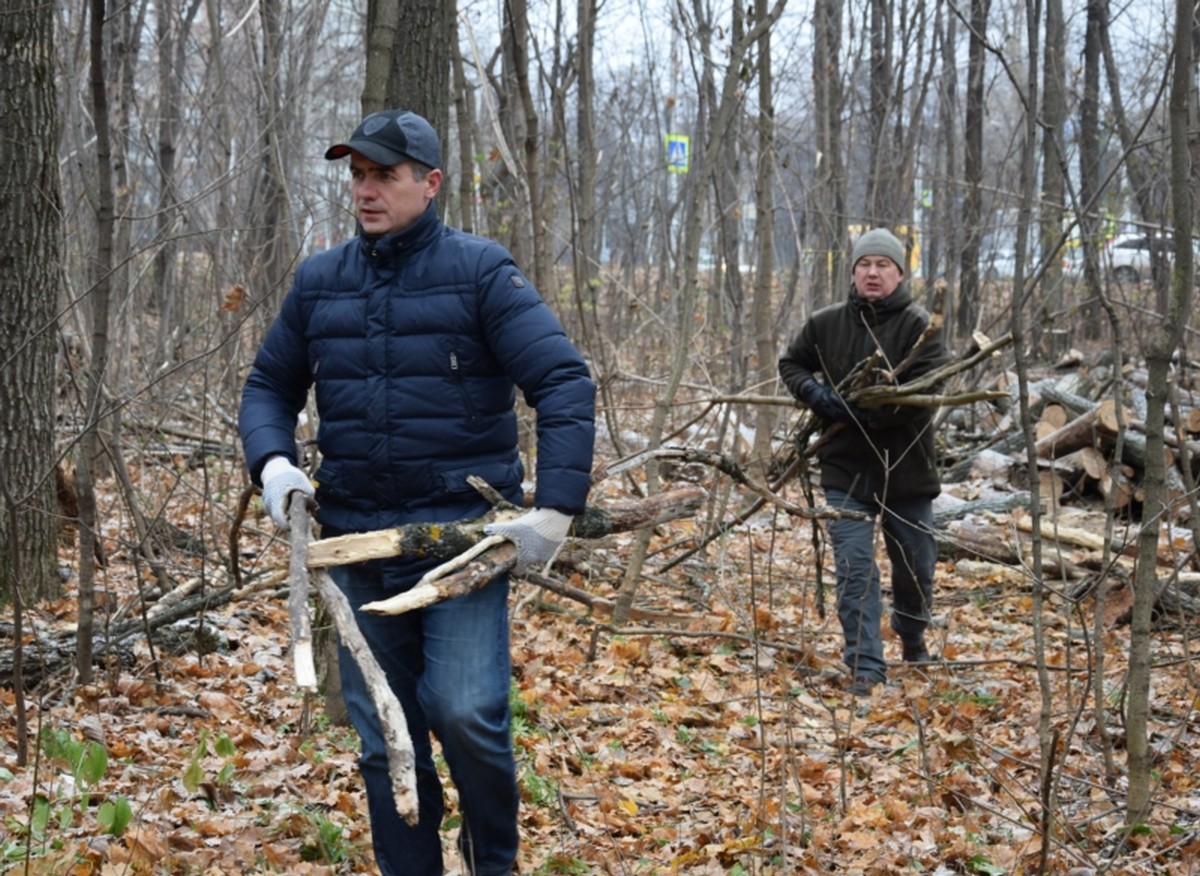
[
  {"x1": 982, "y1": 245, "x2": 1080, "y2": 280},
  {"x1": 1102, "y1": 232, "x2": 1197, "y2": 283}
]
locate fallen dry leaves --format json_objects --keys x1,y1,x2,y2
[{"x1": 1, "y1": 465, "x2": 1199, "y2": 875}]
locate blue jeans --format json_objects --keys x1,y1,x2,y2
[
  {"x1": 330, "y1": 563, "x2": 518, "y2": 876},
  {"x1": 823, "y1": 489, "x2": 936, "y2": 682}
]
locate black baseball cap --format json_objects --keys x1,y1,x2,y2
[{"x1": 325, "y1": 109, "x2": 442, "y2": 169}]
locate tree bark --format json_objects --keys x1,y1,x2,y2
[
  {"x1": 1038, "y1": 0, "x2": 1068, "y2": 351},
  {"x1": 957, "y1": 0, "x2": 989, "y2": 335},
  {"x1": 750, "y1": 0, "x2": 778, "y2": 483},
  {"x1": 387, "y1": 0, "x2": 451, "y2": 140},
  {"x1": 363, "y1": 0, "x2": 400, "y2": 115},
  {"x1": 450, "y1": 1, "x2": 478, "y2": 234},
  {"x1": 1077, "y1": 0, "x2": 1104, "y2": 341},
  {"x1": 0, "y1": 0, "x2": 61, "y2": 604},
  {"x1": 507, "y1": 0, "x2": 550, "y2": 292},
  {"x1": 76, "y1": 0, "x2": 119, "y2": 684},
  {"x1": 809, "y1": 0, "x2": 846, "y2": 311},
  {"x1": 244, "y1": 0, "x2": 296, "y2": 320},
  {"x1": 1127, "y1": 0, "x2": 1196, "y2": 823}
]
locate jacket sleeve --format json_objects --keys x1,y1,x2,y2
[
  {"x1": 477, "y1": 254, "x2": 596, "y2": 515},
  {"x1": 238, "y1": 276, "x2": 314, "y2": 485},
  {"x1": 778, "y1": 320, "x2": 822, "y2": 400}
]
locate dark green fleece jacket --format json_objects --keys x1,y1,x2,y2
[{"x1": 778, "y1": 284, "x2": 950, "y2": 501}]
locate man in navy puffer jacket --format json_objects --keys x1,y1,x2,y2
[{"x1": 239, "y1": 109, "x2": 596, "y2": 876}]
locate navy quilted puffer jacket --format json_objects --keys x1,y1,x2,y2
[{"x1": 239, "y1": 204, "x2": 596, "y2": 536}]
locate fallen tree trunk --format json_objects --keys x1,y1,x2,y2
[{"x1": 0, "y1": 571, "x2": 255, "y2": 688}]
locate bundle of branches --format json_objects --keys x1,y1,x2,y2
[
  {"x1": 285, "y1": 484, "x2": 708, "y2": 824},
  {"x1": 845, "y1": 329, "x2": 1014, "y2": 413}
]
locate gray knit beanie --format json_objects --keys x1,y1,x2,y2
[{"x1": 851, "y1": 228, "x2": 905, "y2": 272}]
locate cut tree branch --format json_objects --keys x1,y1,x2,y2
[
  {"x1": 592, "y1": 448, "x2": 866, "y2": 521},
  {"x1": 309, "y1": 567, "x2": 419, "y2": 825},
  {"x1": 850, "y1": 331, "x2": 1015, "y2": 408},
  {"x1": 307, "y1": 485, "x2": 708, "y2": 569},
  {"x1": 327, "y1": 486, "x2": 710, "y2": 616},
  {"x1": 288, "y1": 498, "x2": 318, "y2": 692},
  {"x1": 289, "y1": 502, "x2": 419, "y2": 825}
]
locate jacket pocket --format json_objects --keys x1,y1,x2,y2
[
  {"x1": 313, "y1": 459, "x2": 354, "y2": 501},
  {"x1": 437, "y1": 459, "x2": 523, "y2": 498}
]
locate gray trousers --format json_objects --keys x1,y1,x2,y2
[{"x1": 824, "y1": 489, "x2": 937, "y2": 682}]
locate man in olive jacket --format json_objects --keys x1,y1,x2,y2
[{"x1": 779, "y1": 228, "x2": 948, "y2": 697}]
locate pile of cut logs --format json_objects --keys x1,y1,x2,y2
[
  {"x1": 929, "y1": 356, "x2": 1200, "y2": 620},
  {"x1": 943, "y1": 360, "x2": 1200, "y2": 520}
]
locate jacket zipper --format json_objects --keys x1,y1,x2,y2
[{"x1": 449, "y1": 352, "x2": 478, "y2": 422}]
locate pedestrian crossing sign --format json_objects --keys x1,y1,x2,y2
[{"x1": 666, "y1": 134, "x2": 690, "y2": 173}]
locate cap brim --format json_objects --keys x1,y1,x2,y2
[{"x1": 324, "y1": 140, "x2": 408, "y2": 165}]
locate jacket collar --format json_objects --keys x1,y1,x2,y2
[
  {"x1": 358, "y1": 202, "x2": 442, "y2": 266},
  {"x1": 849, "y1": 282, "x2": 912, "y2": 321}
]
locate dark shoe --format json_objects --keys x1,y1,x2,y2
[
  {"x1": 846, "y1": 677, "x2": 880, "y2": 697},
  {"x1": 902, "y1": 642, "x2": 933, "y2": 664}
]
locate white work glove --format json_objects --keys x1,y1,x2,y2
[
  {"x1": 484, "y1": 508, "x2": 573, "y2": 576},
  {"x1": 260, "y1": 456, "x2": 315, "y2": 529}
]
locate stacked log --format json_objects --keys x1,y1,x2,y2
[{"x1": 935, "y1": 363, "x2": 1200, "y2": 619}]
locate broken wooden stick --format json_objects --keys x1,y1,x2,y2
[
  {"x1": 287, "y1": 497, "x2": 318, "y2": 692},
  {"x1": 309, "y1": 567, "x2": 419, "y2": 825},
  {"x1": 593, "y1": 448, "x2": 869, "y2": 522},
  {"x1": 362, "y1": 541, "x2": 520, "y2": 616},
  {"x1": 288, "y1": 501, "x2": 419, "y2": 825}
]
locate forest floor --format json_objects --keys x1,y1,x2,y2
[{"x1": 2, "y1": 463, "x2": 1199, "y2": 876}]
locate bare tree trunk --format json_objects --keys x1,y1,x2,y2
[
  {"x1": 152, "y1": 2, "x2": 196, "y2": 363},
  {"x1": 1127, "y1": 0, "x2": 1196, "y2": 822},
  {"x1": 111, "y1": 0, "x2": 143, "y2": 395},
  {"x1": 933, "y1": 5, "x2": 959, "y2": 338},
  {"x1": 708, "y1": 2, "x2": 748, "y2": 481},
  {"x1": 77, "y1": 0, "x2": 119, "y2": 684},
  {"x1": 864, "y1": 0, "x2": 894, "y2": 221},
  {"x1": 1007, "y1": 7, "x2": 1061, "y2": 865},
  {"x1": 1098, "y1": 4, "x2": 1162, "y2": 227},
  {"x1": 244, "y1": 0, "x2": 296, "y2": 319},
  {"x1": 0, "y1": 0, "x2": 61, "y2": 604},
  {"x1": 809, "y1": 0, "x2": 846, "y2": 310},
  {"x1": 450, "y1": 4, "x2": 478, "y2": 234},
  {"x1": 957, "y1": 0, "x2": 989, "y2": 335},
  {"x1": 506, "y1": 0, "x2": 550, "y2": 291},
  {"x1": 749, "y1": 0, "x2": 778, "y2": 482},
  {"x1": 489, "y1": 0, "x2": 534, "y2": 276},
  {"x1": 363, "y1": 0, "x2": 400, "y2": 114},
  {"x1": 387, "y1": 0, "x2": 451, "y2": 139},
  {"x1": 1038, "y1": 0, "x2": 1067, "y2": 354},
  {"x1": 1077, "y1": 0, "x2": 1104, "y2": 341},
  {"x1": 1098, "y1": 0, "x2": 1170, "y2": 310},
  {"x1": 574, "y1": 0, "x2": 598, "y2": 298},
  {"x1": 203, "y1": 0, "x2": 241, "y2": 400}
]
